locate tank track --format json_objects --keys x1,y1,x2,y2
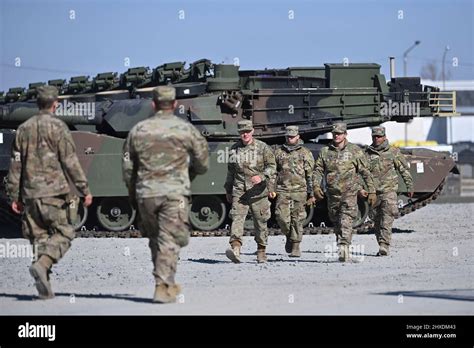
[
  {"x1": 0, "y1": 181, "x2": 444, "y2": 238},
  {"x1": 74, "y1": 181, "x2": 445, "y2": 238}
]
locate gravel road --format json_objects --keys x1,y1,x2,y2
[{"x1": 1, "y1": 203, "x2": 473, "y2": 315}]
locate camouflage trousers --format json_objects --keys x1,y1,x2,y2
[
  {"x1": 275, "y1": 192, "x2": 307, "y2": 242},
  {"x1": 229, "y1": 193, "x2": 271, "y2": 246},
  {"x1": 371, "y1": 191, "x2": 399, "y2": 246},
  {"x1": 22, "y1": 195, "x2": 75, "y2": 263},
  {"x1": 327, "y1": 192, "x2": 357, "y2": 246},
  {"x1": 138, "y1": 195, "x2": 190, "y2": 286}
]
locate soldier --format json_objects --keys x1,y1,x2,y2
[
  {"x1": 6, "y1": 85, "x2": 93, "y2": 299},
  {"x1": 122, "y1": 86, "x2": 209, "y2": 304},
  {"x1": 224, "y1": 120, "x2": 276, "y2": 263},
  {"x1": 274, "y1": 125, "x2": 315, "y2": 257},
  {"x1": 312, "y1": 122, "x2": 376, "y2": 262},
  {"x1": 362, "y1": 126, "x2": 414, "y2": 256}
]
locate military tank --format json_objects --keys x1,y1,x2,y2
[{"x1": 0, "y1": 58, "x2": 459, "y2": 237}]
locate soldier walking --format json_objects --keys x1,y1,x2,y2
[
  {"x1": 313, "y1": 122, "x2": 376, "y2": 262},
  {"x1": 274, "y1": 126, "x2": 315, "y2": 257},
  {"x1": 362, "y1": 126, "x2": 413, "y2": 256},
  {"x1": 122, "y1": 86, "x2": 209, "y2": 303},
  {"x1": 224, "y1": 120, "x2": 276, "y2": 263},
  {"x1": 7, "y1": 85, "x2": 93, "y2": 299}
]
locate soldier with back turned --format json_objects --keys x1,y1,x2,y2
[
  {"x1": 7, "y1": 85, "x2": 93, "y2": 299},
  {"x1": 122, "y1": 86, "x2": 209, "y2": 303}
]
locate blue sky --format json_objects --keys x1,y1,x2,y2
[{"x1": 1, "y1": 0, "x2": 472, "y2": 91}]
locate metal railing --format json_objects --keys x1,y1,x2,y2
[{"x1": 429, "y1": 91, "x2": 460, "y2": 116}]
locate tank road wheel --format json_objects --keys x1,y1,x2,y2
[
  {"x1": 73, "y1": 200, "x2": 88, "y2": 231},
  {"x1": 303, "y1": 205, "x2": 315, "y2": 227},
  {"x1": 96, "y1": 197, "x2": 137, "y2": 232},
  {"x1": 189, "y1": 196, "x2": 227, "y2": 231},
  {"x1": 352, "y1": 197, "x2": 370, "y2": 228}
]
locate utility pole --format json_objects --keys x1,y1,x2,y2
[
  {"x1": 442, "y1": 45, "x2": 450, "y2": 91},
  {"x1": 403, "y1": 41, "x2": 421, "y2": 146},
  {"x1": 403, "y1": 40, "x2": 421, "y2": 77},
  {"x1": 442, "y1": 45, "x2": 451, "y2": 144}
]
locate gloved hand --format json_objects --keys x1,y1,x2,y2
[
  {"x1": 368, "y1": 193, "x2": 377, "y2": 207},
  {"x1": 314, "y1": 187, "x2": 325, "y2": 202}
]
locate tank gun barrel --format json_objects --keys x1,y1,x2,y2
[{"x1": 0, "y1": 102, "x2": 102, "y2": 127}]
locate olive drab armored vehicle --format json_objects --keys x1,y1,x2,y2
[{"x1": 0, "y1": 58, "x2": 459, "y2": 236}]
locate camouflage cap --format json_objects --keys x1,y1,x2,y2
[
  {"x1": 371, "y1": 126, "x2": 386, "y2": 136},
  {"x1": 332, "y1": 122, "x2": 347, "y2": 133},
  {"x1": 153, "y1": 85, "x2": 176, "y2": 102},
  {"x1": 286, "y1": 125, "x2": 299, "y2": 136},
  {"x1": 37, "y1": 85, "x2": 58, "y2": 101},
  {"x1": 237, "y1": 120, "x2": 253, "y2": 132}
]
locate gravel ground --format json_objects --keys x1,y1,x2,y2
[{"x1": 0, "y1": 203, "x2": 473, "y2": 315}]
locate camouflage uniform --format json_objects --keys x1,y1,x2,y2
[
  {"x1": 274, "y1": 126, "x2": 314, "y2": 249},
  {"x1": 122, "y1": 86, "x2": 209, "y2": 302},
  {"x1": 6, "y1": 86, "x2": 90, "y2": 299},
  {"x1": 6, "y1": 86, "x2": 90, "y2": 265},
  {"x1": 313, "y1": 123, "x2": 375, "y2": 249},
  {"x1": 365, "y1": 126, "x2": 413, "y2": 251},
  {"x1": 224, "y1": 121, "x2": 276, "y2": 248}
]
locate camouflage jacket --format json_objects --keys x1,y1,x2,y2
[
  {"x1": 313, "y1": 140, "x2": 375, "y2": 195},
  {"x1": 6, "y1": 111, "x2": 90, "y2": 202},
  {"x1": 224, "y1": 138, "x2": 276, "y2": 196},
  {"x1": 365, "y1": 140, "x2": 413, "y2": 193},
  {"x1": 122, "y1": 110, "x2": 209, "y2": 198},
  {"x1": 274, "y1": 141, "x2": 315, "y2": 195}
]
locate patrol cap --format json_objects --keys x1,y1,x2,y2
[
  {"x1": 237, "y1": 120, "x2": 253, "y2": 133},
  {"x1": 332, "y1": 122, "x2": 347, "y2": 134},
  {"x1": 285, "y1": 125, "x2": 299, "y2": 137},
  {"x1": 37, "y1": 85, "x2": 58, "y2": 103},
  {"x1": 371, "y1": 126, "x2": 386, "y2": 137},
  {"x1": 153, "y1": 85, "x2": 176, "y2": 102}
]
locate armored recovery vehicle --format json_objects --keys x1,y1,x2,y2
[{"x1": 0, "y1": 58, "x2": 459, "y2": 236}]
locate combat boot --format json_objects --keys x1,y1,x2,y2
[
  {"x1": 168, "y1": 284, "x2": 182, "y2": 298},
  {"x1": 225, "y1": 240, "x2": 242, "y2": 263},
  {"x1": 285, "y1": 236, "x2": 292, "y2": 254},
  {"x1": 153, "y1": 283, "x2": 177, "y2": 304},
  {"x1": 29, "y1": 256, "x2": 54, "y2": 300},
  {"x1": 378, "y1": 243, "x2": 389, "y2": 256},
  {"x1": 256, "y1": 244, "x2": 267, "y2": 263},
  {"x1": 289, "y1": 242, "x2": 301, "y2": 258},
  {"x1": 338, "y1": 244, "x2": 350, "y2": 262}
]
